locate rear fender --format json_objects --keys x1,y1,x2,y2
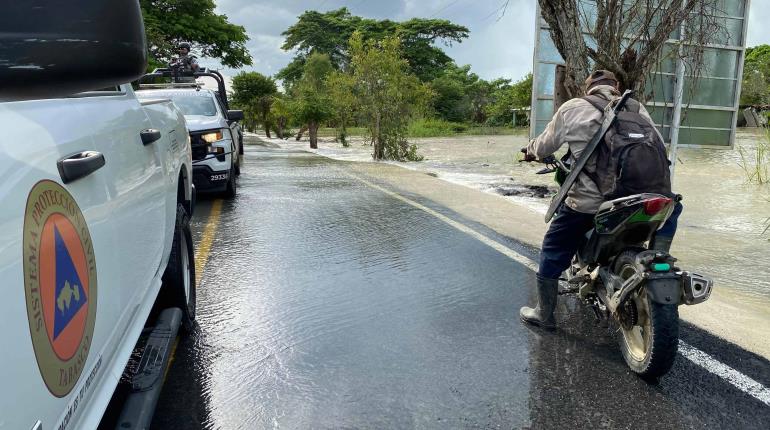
[{"x1": 645, "y1": 275, "x2": 681, "y2": 305}]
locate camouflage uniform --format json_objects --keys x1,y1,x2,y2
[{"x1": 172, "y1": 53, "x2": 198, "y2": 83}]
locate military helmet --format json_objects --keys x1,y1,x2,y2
[{"x1": 178, "y1": 42, "x2": 191, "y2": 51}]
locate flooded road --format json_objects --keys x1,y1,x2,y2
[{"x1": 152, "y1": 141, "x2": 770, "y2": 428}]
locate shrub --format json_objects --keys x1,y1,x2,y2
[{"x1": 407, "y1": 118, "x2": 465, "y2": 137}]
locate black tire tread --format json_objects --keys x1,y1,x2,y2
[
  {"x1": 160, "y1": 203, "x2": 196, "y2": 333},
  {"x1": 224, "y1": 167, "x2": 236, "y2": 199},
  {"x1": 614, "y1": 250, "x2": 679, "y2": 379}
]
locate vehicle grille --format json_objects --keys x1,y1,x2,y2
[{"x1": 189, "y1": 133, "x2": 208, "y2": 161}]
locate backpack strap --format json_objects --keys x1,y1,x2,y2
[
  {"x1": 582, "y1": 95, "x2": 611, "y2": 113},
  {"x1": 584, "y1": 94, "x2": 642, "y2": 114},
  {"x1": 579, "y1": 95, "x2": 611, "y2": 194},
  {"x1": 625, "y1": 98, "x2": 641, "y2": 113}
]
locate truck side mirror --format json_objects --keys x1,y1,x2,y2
[
  {"x1": 0, "y1": 0, "x2": 147, "y2": 101},
  {"x1": 227, "y1": 110, "x2": 245, "y2": 121}
]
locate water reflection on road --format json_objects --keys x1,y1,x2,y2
[
  {"x1": 151, "y1": 146, "x2": 770, "y2": 429},
  {"x1": 288, "y1": 130, "x2": 770, "y2": 305}
]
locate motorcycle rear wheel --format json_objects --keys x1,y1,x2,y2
[{"x1": 614, "y1": 251, "x2": 679, "y2": 379}]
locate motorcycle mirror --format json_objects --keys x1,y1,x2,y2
[{"x1": 536, "y1": 167, "x2": 557, "y2": 175}]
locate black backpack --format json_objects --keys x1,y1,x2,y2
[{"x1": 582, "y1": 95, "x2": 673, "y2": 200}]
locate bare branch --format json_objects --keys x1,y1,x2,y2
[{"x1": 540, "y1": 0, "x2": 727, "y2": 96}]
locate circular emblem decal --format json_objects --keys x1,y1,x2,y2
[{"x1": 23, "y1": 180, "x2": 97, "y2": 397}]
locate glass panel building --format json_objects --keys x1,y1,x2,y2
[{"x1": 530, "y1": 0, "x2": 751, "y2": 148}]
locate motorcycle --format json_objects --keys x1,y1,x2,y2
[{"x1": 523, "y1": 154, "x2": 713, "y2": 378}]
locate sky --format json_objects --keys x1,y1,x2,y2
[{"x1": 203, "y1": 0, "x2": 770, "y2": 84}]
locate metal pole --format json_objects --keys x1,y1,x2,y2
[{"x1": 668, "y1": 24, "x2": 687, "y2": 189}]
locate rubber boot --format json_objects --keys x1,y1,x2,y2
[
  {"x1": 520, "y1": 275, "x2": 558, "y2": 330},
  {"x1": 650, "y1": 235, "x2": 673, "y2": 253}
]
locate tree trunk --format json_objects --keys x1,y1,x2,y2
[
  {"x1": 538, "y1": 0, "x2": 593, "y2": 97},
  {"x1": 336, "y1": 122, "x2": 349, "y2": 147},
  {"x1": 296, "y1": 125, "x2": 308, "y2": 141},
  {"x1": 275, "y1": 117, "x2": 286, "y2": 139},
  {"x1": 539, "y1": 0, "x2": 721, "y2": 98},
  {"x1": 373, "y1": 112, "x2": 383, "y2": 160},
  {"x1": 264, "y1": 121, "x2": 271, "y2": 138},
  {"x1": 309, "y1": 122, "x2": 319, "y2": 149}
]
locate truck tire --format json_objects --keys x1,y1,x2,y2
[
  {"x1": 224, "y1": 167, "x2": 236, "y2": 199},
  {"x1": 614, "y1": 250, "x2": 678, "y2": 379},
  {"x1": 235, "y1": 139, "x2": 244, "y2": 176},
  {"x1": 159, "y1": 203, "x2": 196, "y2": 333}
]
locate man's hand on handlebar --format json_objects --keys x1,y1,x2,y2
[{"x1": 520, "y1": 147, "x2": 537, "y2": 162}]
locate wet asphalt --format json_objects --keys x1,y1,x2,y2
[{"x1": 151, "y1": 139, "x2": 770, "y2": 429}]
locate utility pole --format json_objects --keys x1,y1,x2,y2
[{"x1": 668, "y1": 18, "x2": 687, "y2": 189}]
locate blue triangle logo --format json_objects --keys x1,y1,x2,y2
[{"x1": 53, "y1": 225, "x2": 87, "y2": 340}]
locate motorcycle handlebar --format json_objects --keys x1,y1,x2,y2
[{"x1": 518, "y1": 147, "x2": 556, "y2": 165}]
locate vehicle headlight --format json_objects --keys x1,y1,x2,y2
[{"x1": 201, "y1": 130, "x2": 223, "y2": 143}]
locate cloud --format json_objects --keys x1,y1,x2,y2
[
  {"x1": 747, "y1": 2, "x2": 770, "y2": 46},
  {"x1": 205, "y1": 0, "x2": 767, "y2": 83}
]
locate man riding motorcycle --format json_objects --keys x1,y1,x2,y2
[{"x1": 520, "y1": 70, "x2": 682, "y2": 329}]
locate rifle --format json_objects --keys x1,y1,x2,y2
[{"x1": 544, "y1": 89, "x2": 634, "y2": 222}]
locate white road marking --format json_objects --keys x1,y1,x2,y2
[
  {"x1": 345, "y1": 170, "x2": 770, "y2": 407},
  {"x1": 678, "y1": 341, "x2": 770, "y2": 406}
]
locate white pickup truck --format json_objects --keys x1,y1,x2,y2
[
  {"x1": 136, "y1": 71, "x2": 244, "y2": 198},
  {"x1": 0, "y1": 2, "x2": 196, "y2": 429}
]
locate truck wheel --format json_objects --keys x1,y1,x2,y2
[
  {"x1": 224, "y1": 167, "x2": 236, "y2": 199},
  {"x1": 614, "y1": 251, "x2": 678, "y2": 379},
  {"x1": 235, "y1": 141, "x2": 243, "y2": 176},
  {"x1": 159, "y1": 203, "x2": 196, "y2": 333}
]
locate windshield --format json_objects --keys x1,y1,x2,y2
[
  {"x1": 137, "y1": 91, "x2": 219, "y2": 116},
  {"x1": 169, "y1": 94, "x2": 218, "y2": 116}
]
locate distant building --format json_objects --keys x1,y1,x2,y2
[{"x1": 530, "y1": 0, "x2": 751, "y2": 148}]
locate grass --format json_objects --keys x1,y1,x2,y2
[
  {"x1": 738, "y1": 128, "x2": 770, "y2": 184},
  {"x1": 267, "y1": 120, "x2": 525, "y2": 142},
  {"x1": 406, "y1": 118, "x2": 523, "y2": 138}
]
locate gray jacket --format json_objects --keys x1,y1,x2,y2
[{"x1": 527, "y1": 85, "x2": 658, "y2": 214}]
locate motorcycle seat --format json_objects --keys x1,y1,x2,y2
[{"x1": 597, "y1": 200, "x2": 615, "y2": 214}]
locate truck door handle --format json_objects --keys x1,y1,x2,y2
[
  {"x1": 140, "y1": 129, "x2": 162, "y2": 145},
  {"x1": 57, "y1": 151, "x2": 105, "y2": 184}
]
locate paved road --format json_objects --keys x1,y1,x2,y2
[{"x1": 152, "y1": 139, "x2": 770, "y2": 429}]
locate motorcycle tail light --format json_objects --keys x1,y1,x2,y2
[{"x1": 643, "y1": 197, "x2": 671, "y2": 215}]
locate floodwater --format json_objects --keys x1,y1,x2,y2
[
  {"x1": 272, "y1": 130, "x2": 770, "y2": 307},
  {"x1": 151, "y1": 144, "x2": 770, "y2": 428}
]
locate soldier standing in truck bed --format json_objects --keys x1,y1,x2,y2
[{"x1": 171, "y1": 42, "x2": 199, "y2": 82}]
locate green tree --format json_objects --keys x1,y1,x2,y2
[
  {"x1": 291, "y1": 53, "x2": 335, "y2": 149},
  {"x1": 429, "y1": 65, "x2": 513, "y2": 124},
  {"x1": 430, "y1": 71, "x2": 468, "y2": 122},
  {"x1": 348, "y1": 32, "x2": 432, "y2": 161},
  {"x1": 741, "y1": 45, "x2": 770, "y2": 106},
  {"x1": 140, "y1": 0, "x2": 252, "y2": 69},
  {"x1": 277, "y1": 8, "x2": 468, "y2": 84},
  {"x1": 742, "y1": 70, "x2": 770, "y2": 106},
  {"x1": 269, "y1": 95, "x2": 293, "y2": 139},
  {"x1": 326, "y1": 71, "x2": 357, "y2": 146},
  {"x1": 745, "y1": 45, "x2": 770, "y2": 77},
  {"x1": 485, "y1": 73, "x2": 533, "y2": 126},
  {"x1": 231, "y1": 72, "x2": 278, "y2": 137}
]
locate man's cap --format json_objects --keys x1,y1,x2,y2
[
  {"x1": 585, "y1": 70, "x2": 618, "y2": 88},
  {"x1": 178, "y1": 42, "x2": 191, "y2": 50}
]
